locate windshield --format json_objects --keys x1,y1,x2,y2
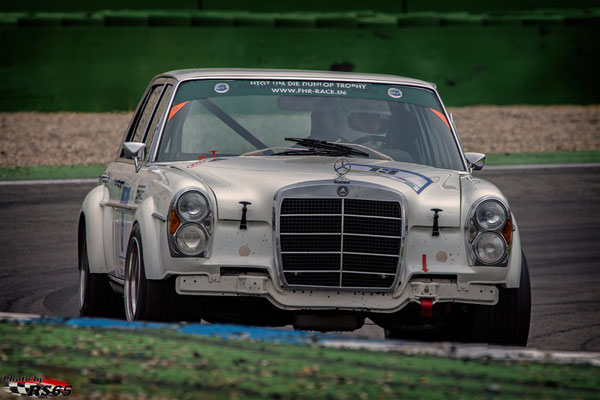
[{"x1": 155, "y1": 79, "x2": 465, "y2": 170}]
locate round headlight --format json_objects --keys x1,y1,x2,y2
[
  {"x1": 176, "y1": 224, "x2": 208, "y2": 255},
  {"x1": 177, "y1": 191, "x2": 209, "y2": 222},
  {"x1": 473, "y1": 232, "x2": 505, "y2": 264},
  {"x1": 475, "y1": 200, "x2": 507, "y2": 231}
]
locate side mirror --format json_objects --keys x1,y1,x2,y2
[
  {"x1": 122, "y1": 142, "x2": 146, "y2": 173},
  {"x1": 465, "y1": 152, "x2": 486, "y2": 171}
]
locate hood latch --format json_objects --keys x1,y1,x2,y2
[
  {"x1": 431, "y1": 208, "x2": 442, "y2": 236},
  {"x1": 239, "y1": 201, "x2": 251, "y2": 230}
]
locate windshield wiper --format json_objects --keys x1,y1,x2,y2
[
  {"x1": 241, "y1": 147, "x2": 298, "y2": 156},
  {"x1": 338, "y1": 142, "x2": 394, "y2": 161},
  {"x1": 275, "y1": 138, "x2": 369, "y2": 158}
]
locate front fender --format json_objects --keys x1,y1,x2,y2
[
  {"x1": 81, "y1": 185, "x2": 109, "y2": 273},
  {"x1": 134, "y1": 196, "x2": 165, "y2": 280},
  {"x1": 504, "y1": 213, "x2": 523, "y2": 288}
]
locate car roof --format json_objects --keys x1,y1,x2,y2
[{"x1": 156, "y1": 68, "x2": 436, "y2": 89}]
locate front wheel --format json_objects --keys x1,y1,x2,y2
[
  {"x1": 467, "y1": 252, "x2": 532, "y2": 346},
  {"x1": 124, "y1": 225, "x2": 202, "y2": 322}
]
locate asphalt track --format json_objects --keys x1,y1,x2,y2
[{"x1": 0, "y1": 166, "x2": 599, "y2": 351}]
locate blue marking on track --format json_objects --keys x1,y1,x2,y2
[
  {"x1": 179, "y1": 323, "x2": 340, "y2": 344},
  {"x1": 59, "y1": 317, "x2": 342, "y2": 344},
  {"x1": 65, "y1": 317, "x2": 172, "y2": 330}
]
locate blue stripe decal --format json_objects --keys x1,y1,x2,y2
[{"x1": 349, "y1": 164, "x2": 433, "y2": 194}]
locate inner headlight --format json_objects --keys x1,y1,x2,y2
[
  {"x1": 473, "y1": 232, "x2": 505, "y2": 264},
  {"x1": 177, "y1": 191, "x2": 209, "y2": 222},
  {"x1": 475, "y1": 200, "x2": 506, "y2": 231},
  {"x1": 176, "y1": 224, "x2": 208, "y2": 255}
]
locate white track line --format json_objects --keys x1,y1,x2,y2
[
  {"x1": 0, "y1": 312, "x2": 43, "y2": 320},
  {"x1": 485, "y1": 162, "x2": 599, "y2": 170},
  {"x1": 321, "y1": 340, "x2": 600, "y2": 366}
]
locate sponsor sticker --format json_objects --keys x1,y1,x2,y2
[
  {"x1": 214, "y1": 83, "x2": 230, "y2": 94},
  {"x1": 387, "y1": 87, "x2": 403, "y2": 99},
  {"x1": 186, "y1": 158, "x2": 224, "y2": 168},
  {"x1": 134, "y1": 185, "x2": 145, "y2": 204},
  {"x1": 120, "y1": 186, "x2": 131, "y2": 205}
]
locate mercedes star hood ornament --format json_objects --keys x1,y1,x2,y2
[{"x1": 334, "y1": 158, "x2": 351, "y2": 183}]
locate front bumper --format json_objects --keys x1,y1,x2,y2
[{"x1": 175, "y1": 274, "x2": 498, "y2": 312}]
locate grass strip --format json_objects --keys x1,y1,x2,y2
[
  {"x1": 0, "y1": 164, "x2": 105, "y2": 181},
  {"x1": 0, "y1": 151, "x2": 598, "y2": 181},
  {"x1": 0, "y1": 322, "x2": 598, "y2": 399},
  {"x1": 485, "y1": 150, "x2": 600, "y2": 166}
]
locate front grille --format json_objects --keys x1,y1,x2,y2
[{"x1": 278, "y1": 195, "x2": 402, "y2": 290}]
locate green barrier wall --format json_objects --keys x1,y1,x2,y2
[
  {"x1": 3, "y1": 1, "x2": 600, "y2": 13},
  {"x1": 203, "y1": 0, "x2": 600, "y2": 13},
  {"x1": 1, "y1": 9, "x2": 598, "y2": 111}
]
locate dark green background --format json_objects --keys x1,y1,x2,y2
[
  {"x1": 1, "y1": 3, "x2": 599, "y2": 111},
  {"x1": 2, "y1": 1, "x2": 598, "y2": 13}
]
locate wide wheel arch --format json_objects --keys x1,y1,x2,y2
[
  {"x1": 124, "y1": 223, "x2": 202, "y2": 322},
  {"x1": 78, "y1": 213, "x2": 123, "y2": 318}
]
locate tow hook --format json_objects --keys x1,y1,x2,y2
[
  {"x1": 431, "y1": 208, "x2": 442, "y2": 236},
  {"x1": 420, "y1": 298, "x2": 433, "y2": 317}
]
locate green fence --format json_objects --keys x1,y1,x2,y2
[{"x1": 1, "y1": 9, "x2": 598, "y2": 111}]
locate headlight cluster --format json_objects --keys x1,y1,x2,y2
[
  {"x1": 466, "y1": 199, "x2": 512, "y2": 266},
  {"x1": 169, "y1": 190, "x2": 212, "y2": 257}
]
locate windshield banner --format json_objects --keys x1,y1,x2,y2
[{"x1": 174, "y1": 79, "x2": 441, "y2": 111}]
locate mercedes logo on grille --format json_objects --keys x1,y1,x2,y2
[
  {"x1": 334, "y1": 158, "x2": 351, "y2": 183},
  {"x1": 337, "y1": 185, "x2": 349, "y2": 197}
]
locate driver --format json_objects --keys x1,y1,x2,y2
[
  {"x1": 309, "y1": 106, "x2": 343, "y2": 141},
  {"x1": 337, "y1": 98, "x2": 390, "y2": 144},
  {"x1": 309, "y1": 98, "x2": 390, "y2": 143}
]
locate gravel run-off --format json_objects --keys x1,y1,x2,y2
[{"x1": 0, "y1": 105, "x2": 598, "y2": 167}]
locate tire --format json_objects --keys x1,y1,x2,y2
[
  {"x1": 124, "y1": 224, "x2": 202, "y2": 322},
  {"x1": 467, "y1": 252, "x2": 532, "y2": 346},
  {"x1": 79, "y1": 235, "x2": 123, "y2": 318}
]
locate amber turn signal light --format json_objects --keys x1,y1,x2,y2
[
  {"x1": 502, "y1": 219, "x2": 512, "y2": 245},
  {"x1": 169, "y1": 209, "x2": 181, "y2": 235}
]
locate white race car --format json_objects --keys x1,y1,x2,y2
[{"x1": 79, "y1": 69, "x2": 530, "y2": 345}]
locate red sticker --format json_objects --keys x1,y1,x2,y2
[
  {"x1": 187, "y1": 159, "x2": 208, "y2": 168},
  {"x1": 168, "y1": 101, "x2": 189, "y2": 121},
  {"x1": 428, "y1": 108, "x2": 450, "y2": 129},
  {"x1": 187, "y1": 158, "x2": 224, "y2": 168}
]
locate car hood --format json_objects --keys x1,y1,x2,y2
[{"x1": 170, "y1": 156, "x2": 463, "y2": 228}]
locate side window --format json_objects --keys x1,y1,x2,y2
[
  {"x1": 144, "y1": 85, "x2": 173, "y2": 161},
  {"x1": 131, "y1": 85, "x2": 163, "y2": 143}
]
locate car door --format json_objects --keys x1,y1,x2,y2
[{"x1": 104, "y1": 80, "x2": 166, "y2": 279}]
